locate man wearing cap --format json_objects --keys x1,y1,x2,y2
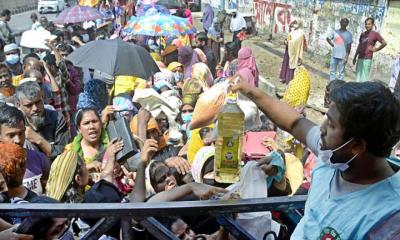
[{"x1": 4, "y1": 43, "x2": 22, "y2": 77}]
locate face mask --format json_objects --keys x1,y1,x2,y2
[
  {"x1": 319, "y1": 137, "x2": 359, "y2": 171},
  {"x1": 81, "y1": 34, "x2": 90, "y2": 43},
  {"x1": 173, "y1": 72, "x2": 184, "y2": 82},
  {"x1": 182, "y1": 113, "x2": 193, "y2": 123},
  {"x1": 5, "y1": 54, "x2": 20, "y2": 64}
]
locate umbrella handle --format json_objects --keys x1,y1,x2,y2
[{"x1": 108, "y1": 82, "x2": 115, "y2": 121}]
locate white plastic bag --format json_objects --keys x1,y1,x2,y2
[{"x1": 226, "y1": 161, "x2": 280, "y2": 239}]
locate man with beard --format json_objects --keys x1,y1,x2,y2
[
  {"x1": 195, "y1": 32, "x2": 217, "y2": 78},
  {"x1": 15, "y1": 81, "x2": 69, "y2": 160}
]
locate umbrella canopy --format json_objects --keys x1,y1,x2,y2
[
  {"x1": 67, "y1": 38, "x2": 160, "y2": 79},
  {"x1": 20, "y1": 29, "x2": 53, "y2": 50},
  {"x1": 79, "y1": 0, "x2": 99, "y2": 7},
  {"x1": 55, "y1": 5, "x2": 102, "y2": 24},
  {"x1": 123, "y1": 13, "x2": 196, "y2": 36},
  {"x1": 136, "y1": 4, "x2": 170, "y2": 16}
]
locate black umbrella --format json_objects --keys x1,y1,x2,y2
[{"x1": 67, "y1": 38, "x2": 160, "y2": 79}]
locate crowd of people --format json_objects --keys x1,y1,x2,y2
[{"x1": 0, "y1": 0, "x2": 399, "y2": 239}]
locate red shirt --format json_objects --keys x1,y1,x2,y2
[{"x1": 358, "y1": 30, "x2": 384, "y2": 59}]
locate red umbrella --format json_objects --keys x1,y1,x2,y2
[{"x1": 55, "y1": 5, "x2": 103, "y2": 24}]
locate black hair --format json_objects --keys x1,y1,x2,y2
[
  {"x1": 30, "y1": 13, "x2": 38, "y2": 20},
  {"x1": 43, "y1": 54, "x2": 57, "y2": 69},
  {"x1": 149, "y1": 161, "x2": 169, "y2": 190},
  {"x1": 326, "y1": 80, "x2": 345, "y2": 91},
  {"x1": 75, "y1": 108, "x2": 101, "y2": 127},
  {"x1": 225, "y1": 41, "x2": 239, "y2": 59},
  {"x1": 330, "y1": 82, "x2": 400, "y2": 157},
  {"x1": 0, "y1": 104, "x2": 25, "y2": 132},
  {"x1": 195, "y1": 32, "x2": 208, "y2": 42},
  {"x1": 23, "y1": 53, "x2": 40, "y2": 63},
  {"x1": 365, "y1": 17, "x2": 375, "y2": 25},
  {"x1": 57, "y1": 43, "x2": 74, "y2": 54},
  {"x1": 0, "y1": 10, "x2": 11, "y2": 17}
]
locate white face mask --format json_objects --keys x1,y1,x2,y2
[
  {"x1": 319, "y1": 137, "x2": 359, "y2": 171},
  {"x1": 5, "y1": 54, "x2": 20, "y2": 64}
]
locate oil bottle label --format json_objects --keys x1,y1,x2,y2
[{"x1": 220, "y1": 136, "x2": 240, "y2": 169}]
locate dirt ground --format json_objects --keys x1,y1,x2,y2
[{"x1": 192, "y1": 13, "x2": 329, "y2": 124}]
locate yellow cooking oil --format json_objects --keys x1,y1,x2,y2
[{"x1": 214, "y1": 93, "x2": 244, "y2": 183}]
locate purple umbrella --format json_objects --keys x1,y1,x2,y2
[{"x1": 55, "y1": 5, "x2": 102, "y2": 24}]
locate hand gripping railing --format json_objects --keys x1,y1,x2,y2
[{"x1": 0, "y1": 195, "x2": 307, "y2": 239}]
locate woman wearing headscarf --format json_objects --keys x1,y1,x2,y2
[
  {"x1": 191, "y1": 62, "x2": 214, "y2": 88},
  {"x1": 201, "y1": 4, "x2": 214, "y2": 33},
  {"x1": 236, "y1": 47, "x2": 259, "y2": 87},
  {"x1": 279, "y1": 19, "x2": 307, "y2": 84},
  {"x1": 178, "y1": 46, "x2": 200, "y2": 79}
]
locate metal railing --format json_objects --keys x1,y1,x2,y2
[{"x1": 0, "y1": 195, "x2": 307, "y2": 239}]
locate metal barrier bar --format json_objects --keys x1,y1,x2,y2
[
  {"x1": 81, "y1": 217, "x2": 118, "y2": 240},
  {"x1": 140, "y1": 217, "x2": 179, "y2": 240},
  {"x1": 216, "y1": 215, "x2": 256, "y2": 240},
  {"x1": 0, "y1": 195, "x2": 307, "y2": 218}
]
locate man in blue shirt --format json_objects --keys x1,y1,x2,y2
[
  {"x1": 327, "y1": 18, "x2": 353, "y2": 81},
  {"x1": 231, "y1": 75, "x2": 400, "y2": 239}
]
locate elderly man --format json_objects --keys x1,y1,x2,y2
[
  {"x1": 0, "y1": 104, "x2": 50, "y2": 195},
  {"x1": 4, "y1": 43, "x2": 22, "y2": 77},
  {"x1": 15, "y1": 81, "x2": 69, "y2": 160}
]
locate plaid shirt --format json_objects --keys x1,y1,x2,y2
[{"x1": 55, "y1": 60, "x2": 71, "y2": 120}]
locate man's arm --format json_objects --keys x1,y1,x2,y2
[
  {"x1": 326, "y1": 35, "x2": 334, "y2": 47},
  {"x1": 50, "y1": 112, "x2": 70, "y2": 160},
  {"x1": 231, "y1": 75, "x2": 317, "y2": 145}
]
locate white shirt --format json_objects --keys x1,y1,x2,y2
[
  {"x1": 32, "y1": 21, "x2": 42, "y2": 30},
  {"x1": 230, "y1": 14, "x2": 247, "y2": 32}
]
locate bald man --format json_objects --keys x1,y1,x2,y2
[{"x1": 21, "y1": 67, "x2": 59, "y2": 108}]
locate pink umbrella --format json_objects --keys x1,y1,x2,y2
[{"x1": 55, "y1": 5, "x2": 103, "y2": 24}]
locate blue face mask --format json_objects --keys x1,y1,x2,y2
[
  {"x1": 182, "y1": 113, "x2": 193, "y2": 123},
  {"x1": 5, "y1": 54, "x2": 20, "y2": 64},
  {"x1": 173, "y1": 72, "x2": 184, "y2": 82}
]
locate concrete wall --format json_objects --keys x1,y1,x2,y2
[
  {"x1": 0, "y1": 0, "x2": 37, "y2": 14},
  {"x1": 253, "y1": 0, "x2": 399, "y2": 82}
]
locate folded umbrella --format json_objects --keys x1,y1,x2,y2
[
  {"x1": 55, "y1": 5, "x2": 102, "y2": 24},
  {"x1": 67, "y1": 38, "x2": 160, "y2": 79}
]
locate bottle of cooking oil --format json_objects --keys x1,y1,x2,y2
[{"x1": 214, "y1": 92, "x2": 244, "y2": 183}]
